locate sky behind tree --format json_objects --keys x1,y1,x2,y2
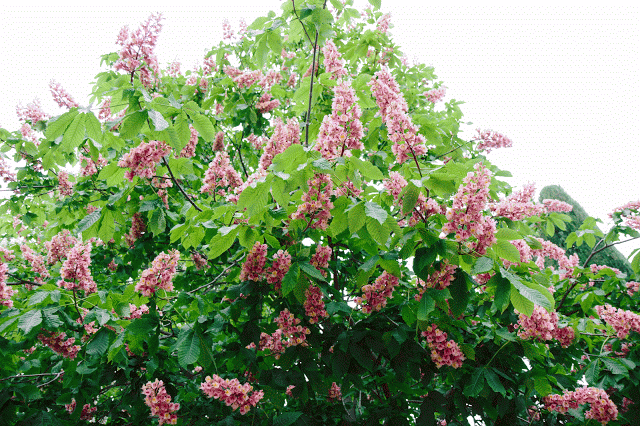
[{"x1": 3, "y1": 1, "x2": 638, "y2": 256}]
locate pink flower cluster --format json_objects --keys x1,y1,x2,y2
[
  {"x1": 79, "y1": 152, "x2": 107, "y2": 176},
  {"x1": 543, "y1": 386, "x2": 618, "y2": 424},
  {"x1": 542, "y1": 199, "x2": 573, "y2": 213},
  {"x1": 304, "y1": 284, "x2": 328, "y2": 324},
  {"x1": 213, "y1": 131, "x2": 225, "y2": 151},
  {"x1": 16, "y1": 98, "x2": 49, "y2": 124},
  {"x1": 65, "y1": 399, "x2": 97, "y2": 420},
  {"x1": 528, "y1": 238, "x2": 579, "y2": 279},
  {"x1": 0, "y1": 157, "x2": 16, "y2": 184},
  {"x1": 516, "y1": 305, "x2": 575, "y2": 347},
  {"x1": 58, "y1": 171, "x2": 74, "y2": 197},
  {"x1": 201, "y1": 152, "x2": 243, "y2": 198},
  {"x1": 596, "y1": 304, "x2": 640, "y2": 339},
  {"x1": 490, "y1": 183, "x2": 545, "y2": 220},
  {"x1": 179, "y1": 124, "x2": 199, "y2": 158},
  {"x1": 49, "y1": 79, "x2": 79, "y2": 109},
  {"x1": 240, "y1": 242, "x2": 268, "y2": 282},
  {"x1": 57, "y1": 242, "x2": 97, "y2": 294},
  {"x1": 45, "y1": 230, "x2": 77, "y2": 264},
  {"x1": 376, "y1": 13, "x2": 392, "y2": 33},
  {"x1": 38, "y1": 330, "x2": 80, "y2": 359},
  {"x1": 118, "y1": 140, "x2": 171, "y2": 181},
  {"x1": 126, "y1": 303, "x2": 150, "y2": 320},
  {"x1": 266, "y1": 249, "x2": 292, "y2": 291},
  {"x1": 310, "y1": 245, "x2": 332, "y2": 277},
  {"x1": 322, "y1": 40, "x2": 347, "y2": 80},
  {"x1": 355, "y1": 271, "x2": 399, "y2": 314},
  {"x1": 141, "y1": 379, "x2": 180, "y2": 425},
  {"x1": 421, "y1": 324, "x2": 465, "y2": 369},
  {"x1": 626, "y1": 281, "x2": 639, "y2": 297},
  {"x1": 191, "y1": 252, "x2": 208, "y2": 270},
  {"x1": 125, "y1": 213, "x2": 146, "y2": 247},
  {"x1": 200, "y1": 374, "x2": 264, "y2": 415},
  {"x1": 258, "y1": 118, "x2": 300, "y2": 171},
  {"x1": 255, "y1": 92, "x2": 280, "y2": 114},
  {"x1": 442, "y1": 163, "x2": 496, "y2": 255},
  {"x1": 114, "y1": 13, "x2": 163, "y2": 89},
  {"x1": 258, "y1": 309, "x2": 310, "y2": 358},
  {"x1": 0, "y1": 261, "x2": 14, "y2": 308},
  {"x1": 369, "y1": 69, "x2": 427, "y2": 164},
  {"x1": 415, "y1": 261, "x2": 457, "y2": 301},
  {"x1": 135, "y1": 250, "x2": 180, "y2": 296},
  {"x1": 328, "y1": 382, "x2": 342, "y2": 401},
  {"x1": 424, "y1": 87, "x2": 446, "y2": 103},
  {"x1": 291, "y1": 174, "x2": 334, "y2": 230},
  {"x1": 472, "y1": 128, "x2": 513, "y2": 153},
  {"x1": 223, "y1": 66, "x2": 280, "y2": 90},
  {"x1": 314, "y1": 81, "x2": 364, "y2": 160}
]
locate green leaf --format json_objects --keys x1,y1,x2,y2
[
  {"x1": 86, "y1": 328, "x2": 110, "y2": 356},
  {"x1": 28, "y1": 291, "x2": 50, "y2": 306},
  {"x1": 84, "y1": 112, "x2": 102, "y2": 142},
  {"x1": 495, "y1": 228, "x2": 522, "y2": 240},
  {"x1": 414, "y1": 247, "x2": 436, "y2": 281},
  {"x1": 494, "y1": 240, "x2": 521, "y2": 263},
  {"x1": 463, "y1": 368, "x2": 485, "y2": 397},
  {"x1": 484, "y1": 369, "x2": 506, "y2": 396},
  {"x1": 177, "y1": 327, "x2": 201, "y2": 369},
  {"x1": 365, "y1": 201, "x2": 387, "y2": 225},
  {"x1": 149, "y1": 209, "x2": 166, "y2": 235},
  {"x1": 18, "y1": 310, "x2": 42, "y2": 334},
  {"x1": 402, "y1": 183, "x2": 419, "y2": 216},
  {"x1": 448, "y1": 271, "x2": 470, "y2": 317},
  {"x1": 585, "y1": 360, "x2": 600, "y2": 384},
  {"x1": 348, "y1": 202, "x2": 366, "y2": 233},
  {"x1": 281, "y1": 263, "x2": 300, "y2": 296},
  {"x1": 273, "y1": 412, "x2": 303, "y2": 426},
  {"x1": 148, "y1": 109, "x2": 169, "y2": 131},
  {"x1": 417, "y1": 295, "x2": 435, "y2": 321},
  {"x1": 602, "y1": 357, "x2": 628, "y2": 375},
  {"x1": 492, "y1": 275, "x2": 511, "y2": 313},
  {"x1": 471, "y1": 257, "x2": 493, "y2": 275},
  {"x1": 60, "y1": 113, "x2": 85, "y2": 153},
  {"x1": 501, "y1": 268, "x2": 552, "y2": 311},
  {"x1": 533, "y1": 376, "x2": 552, "y2": 396},
  {"x1": 366, "y1": 217, "x2": 389, "y2": 246},
  {"x1": 208, "y1": 226, "x2": 238, "y2": 260},
  {"x1": 41, "y1": 308, "x2": 62, "y2": 328},
  {"x1": 188, "y1": 112, "x2": 215, "y2": 142},
  {"x1": 510, "y1": 285, "x2": 533, "y2": 316},
  {"x1": 98, "y1": 209, "x2": 116, "y2": 243},
  {"x1": 119, "y1": 110, "x2": 147, "y2": 139},
  {"x1": 351, "y1": 157, "x2": 383, "y2": 180},
  {"x1": 300, "y1": 262, "x2": 327, "y2": 282},
  {"x1": 45, "y1": 110, "x2": 77, "y2": 140},
  {"x1": 76, "y1": 209, "x2": 102, "y2": 233}
]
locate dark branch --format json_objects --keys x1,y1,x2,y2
[{"x1": 162, "y1": 157, "x2": 202, "y2": 212}]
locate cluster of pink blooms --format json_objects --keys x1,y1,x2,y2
[
  {"x1": 125, "y1": 213, "x2": 146, "y2": 247},
  {"x1": 421, "y1": 324, "x2": 465, "y2": 368},
  {"x1": 152, "y1": 175, "x2": 173, "y2": 208},
  {"x1": 369, "y1": 69, "x2": 428, "y2": 164},
  {"x1": 240, "y1": 242, "x2": 268, "y2": 282},
  {"x1": 596, "y1": 304, "x2": 640, "y2": 339},
  {"x1": 516, "y1": 305, "x2": 575, "y2": 347},
  {"x1": 424, "y1": 87, "x2": 446, "y2": 103},
  {"x1": 213, "y1": 131, "x2": 225, "y2": 151},
  {"x1": 135, "y1": 250, "x2": 180, "y2": 296},
  {"x1": 609, "y1": 200, "x2": 640, "y2": 231},
  {"x1": 226, "y1": 169, "x2": 267, "y2": 205},
  {"x1": 626, "y1": 281, "x2": 639, "y2": 297},
  {"x1": 256, "y1": 310, "x2": 310, "y2": 358},
  {"x1": 222, "y1": 18, "x2": 234, "y2": 40},
  {"x1": 167, "y1": 61, "x2": 181, "y2": 77},
  {"x1": 141, "y1": 379, "x2": 180, "y2": 425},
  {"x1": 0, "y1": 261, "x2": 14, "y2": 308},
  {"x1": 542, "y1": 198, "x2": 573, "y2": 213},
  {"x1": 179, "y1": 125, "x2": 199, "y2": 158},
  {"x1": 57, "y1": 171, "x2": 74, "y2": 197},
  {"x1": 38, "y1": 330, "x2": 80, "y2": 359},
  {"x1": 57, "y1": 242, "x2": 97, "y2": 294},
  {"x1": 65, "y1": 399, "x2": 96, "y2": 420},
  {"x1": 286, "y1": 385, "x2": 295, "y2": 397},
  {"x1": 114, "y1": 13, "x2": 163, "y2": 89},
  {"x1": 79, "y1": 152, "x2": 107, "y2": 176},
  {"x1": 287, "y1": 72, "x2": 297, "y2": 87},
  {"x1": 200, "y1": 152, "x2": 243, "y2": 199},
  {"x1": 191, "y1": 252, "x2": 208, "y2": 270},
  {"x1": 223, "y1": 66, "x2": 273, "y2": 90},
  {"x1": 315, "y1": 81, "x2": 364, "y2": 160},
  {"x1": 490, "y1": 183, "x2": 545, "y2": 220},
  {"x1": 16, "y1": 98, "x2": 49, "y2": 124},
  {"x1": 20, "y1": 244, "x2": 50, "y2": 283},
  {"x1": 266, "y1": 249, "x2": 292, "y2": 290},
  {"x1": 356, "y1": 271, "x2": 399, "y2": 314},
  {"x1": 376, "y1": 13, "x2": 392, "y2": 33},
  {"x1": 200, "y1": 374, "x2": 264, "y2": 415},
  {"x1": 258, "y1": 117, "x2": 300, "y2": 171},
  {"x1": 126, "y1": 303, "x2": 150, "y2": 320},
  {"x1": 415, "y1": 261, "x2": 457, "y2": 301},
  {"x1": 323, "y1": 40, "x2": 348, "y2": 80},
  {"x1": 185, "y1": 73, "x2": 209, "y2": 93},
  {"x1": 622, "y1": 397, "x2": 633, "y2": 413},
  {"x1": 543, "y1": 386, "x2": 618, "y2": 424},
  {"x1": 20, "y1": 122, "x2": 40, "y2": 144},
  {"x1": 118, "y1": 140, "x2": 171, "y2": 181},
  {"x1": 529, "y1": 238, "x2": 579, "y2": 279},
  {"x1": 49, "y1": 79, "x2": 79, "y2": 109},
  {"x1": 328, "y1": 382, "x2": 342, "y2": 401},
  {"x1": 256, "y1": 92, "x2": 280, "y2": 114},
  {"x1": 45, "y1": 230, "x2": 78, "y2": 264},
  {"x1": 291, "y1": 174, "x2": 334, "y2": 230},
  {"x1": 310, "y1": 245, "x2": 332, "y2": 277},
  {"x1": 0, "y1": 157, "x2": 16, "y2": 183},
  {"x1": 304, "y1": 284, "x2": 328, "y2": 323},
  {"x1": 442, "y1": 163, "x2": 496, "y2": 255},
  {"x1": 472, "y1": 128, "x2": 513, "y2": 153}
]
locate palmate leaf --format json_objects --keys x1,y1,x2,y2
[{"x1": 176, "y1": 327, "x2": 201, "y2": 369}]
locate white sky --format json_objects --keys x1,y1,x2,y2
[{"x1": 2, "y1": 2, "x2": 639, "y2": 257}]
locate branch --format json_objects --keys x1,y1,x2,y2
[
  {"x1": 305, "y1": 28, "x2": 320, "y2": 147},
  {"x1": 181, "y1": 254, "x2": 246, "y2": 297},
  {"x1": 291, "y1": 0, "x2": 313, "y2": 45},
  {"x1": 7, "y1": 273, "x2": 43, "y2": 287},
  {"x1": 233, "y1": 129, "x2": 249, "y2": 178},
  {"x1": 161, "y1": 157, "x2": 202, "y2": 212},
  {"x1": 0, "y1": 372, "x2": 62, "y2": 382}
]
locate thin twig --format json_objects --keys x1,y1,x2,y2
[
  {"x1": 305, "y1": 28, "x2": 320, "y2": 147},
  {"x1": 162, "y1": 157, "x2": 202, "y2": 212},
  {"x1": 0, "y1": 372, "x2": 61, "y2": 382},
  {"x1": 291, "y1": 0, "x2": 313, "y2": 44},
  {"x1": 7, "y1": 274, "x2": 43, "y2": 287},
  {"x1": 183, "y1": 254, "x2": 246, "y2": 296}
]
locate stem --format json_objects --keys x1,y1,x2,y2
[
  {"x1": 291, "y1": 0, "x2": 313, "y2": 44},
  {"x1": 162, "y1": 157, "x2": 202, "y2": 212},
  {"x1": 72, "y1": 289, "x2": 83, "y2": 319},
  {"x1": 0, "y1": 372, "x2": 62, "y2": 382},
  {"x1": 485, "y1": 341, "x2": 510, "y2": 367},
  {"x1": 305, "y1": 29, "x2": 320, "y2": 147}
]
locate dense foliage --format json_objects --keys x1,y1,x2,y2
[{"x1": 1, "y1": 1, "x2": 640, "y2": 425}]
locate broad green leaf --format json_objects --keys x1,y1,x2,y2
[
  {"x1": 272, "y1": 144, "x2": 307, "y2": 174},
  {"x1": 495, "y1": 228, "x2": 522, "y2": 240},
  {"x1": 41, "y1": 308, "x2": 62, "y2": 328},
  {"x1": 45, "y1": 110, "x2": 77, "y2": 140},
  {"x1": 208, "y1": 226, "x2": 238, "y2": 260},
  {"x1": 494, "y1": 240, "x2": 521, "y2": 263},
  {"x1": 449, "y1": 271, "x2": 470, "y2": 317},
  {"x1": 351, "y1": 157, "x2": 383, "y2": 180},
  {"x1": 18, "y1": 310, "x2": 42, "y2": 334},
  {"x1": 86, "y1": 328, "x2": 110, "y2": 356},
  {"x1": 484, "y1": 369, "x2": 506, "y2": 396},
  {"x1": 365, "y1": 201, "x2": 387, "y2": 225},
  {"x1": 273, "y1": 412, "x2": 303, "y2": 426},
  {"x1": 76, "y1": 209, "x2": 102, "y2": 233},
  {"x1": 281, "y1": 263, "x2": 300, "y2": 296},
  {"x1": 491, "y1": 275, "x2": 511, "y2": 313},
  {"x1": 510, "y1": 285, "x2": 534, "y2": 316},
  {"x1": 98, "y1": 209, "x2": 116, "y2": 243},
  {"x1": 533, "y1": 376, "x2": 552, "y2": 396},
  {"x1": 84, "y1": 112, "x2": 102, "y2": 142},
  {"x1": 300, "y1": 262, "x2": 327, "y2": 282},
  {"x1": 463, "y1": 368, "x2": 485, "y2": 397},
  {"x1": 416, "y1": 295, "x2": 434, "y2": 321},
  {"x1": 188, "y1": 112, "x2": 215, "y2": 142},
  {"x1": 119, "y1": 110, "x2": 147, "y2": 139},
  {"x1": 402, "y1": 183, "x2": 419, "y2": 216},
  {"x1": 501, "y1": 268, "x2": 552, "y2": 311},
  {"x1": 148, "y1": 109, "x2": 169, "y2": 131},
  {"x1": 602, "y1": 357, "x2": 628, "y2": 375},
  {"x1": 366, "y1": 217, "x2": 390, "y2": 246},
  {"x1": 348, "y1": 202, "x2": 366, "y2": 233},
  {"x1": 149, "y1": 209, "x2": 166, "y2": 236},
  {"x1": 414, "y1": 247, "x2": 436, "y2": 280},
  {"x1": 177, "y1": 327, "x2": 201, "y2": 369},
  {"x1": 60, "y1": 113, "x2": 85, "y2": 153},
  {"x1": 471, "y1": 257, "x2": 493, "y2": 275}
]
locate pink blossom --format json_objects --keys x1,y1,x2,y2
[
  {"x1": 291, "y1": 174, "x2": 334, "y2": 230},
  {"x1": 135, "y1": 250, "x2": 180, "y2": 296},
  {"x1": 421, "y1": 324, "x2": 465, "y2": 369},
  {"x1": 125, "y1": 303, "x2": 149, "y2": 320},
  {"x1": 259, "y1": 118, "x2": 300, "y2": 171},
  {"x1": 79, "y1": 152, "x2": 107, "y2": 176},
  {"x1": 0, "y1": 262, "x2": 15, "y2": 308},
  {"x1": 240, "y1": 242, "x2": 268, "y2": 282},
  {"x1": 286, "y1": 385, "x2": 295, "y2": 397},
  {"x1": 626, "y1": 281, "x2": 639, "y2": 297},
  {"x1": 57, "y1": 171, "x2": 74, "y2": 197},
  {"x1": 114, "y1": 13, "x2": 163, "y2": 89},
  {"x1": 49, "y1": 79, "x2": 79, "y2": 109},
  {"x1": 38, "y1": 330, "x2": 80, "y2": 359},
  {"x1": 167, "y1": 60, "x2": 182, "y2": 77},
  {"x1": 543, "y1": 199, "x2": 573, "y2": 213},
  {"x1": 20, "y1": 123, "x2": 39, "y2": 144},
  {"x1": 16, "y1": 98, "x2": 49, "y2": 124},
  {"x1": 530, "y1": 237, "x2": 579, "y2": 279},
  {"x1": 287, "y1": 72, "x2": 297, "y2": 87},
  {"x1": 415, "y1": 261, "x2": 457, "y2": 301},
  {"x1": 355, "y1": 271, "x2": 399, "y2": 314},
  {"x1": 472, "y1": 128, "x2": 513, "y2": 153},
  {"x1": 201, "y1": 374, "x2": 264, "y2": 415},
  {"x1": 596, "y1": 304, "x2": 640, "y2": 339},
  {"x1": 255, "y1": 92, "x2": 280, "y2": 114},
  {"x1": 376, "y1": 13, "x2": 392, "y2": 34},
  {"x1": 201, "y1": 152, "x2": 243, "y2": 198},
  {"x1": 57, "y1": 242, "x2": 97, "y2": 294},
  {"x1": 304, "y1": 284, "x2": 328, "y2": 324},
  {"x1": 0, "y1": 157, "x2": 16, "y2": 183},
  {"x1": 323, "y1": 40, "x2": 347, "y2": 80},
  {"x1": 310, "y1": 245, "x2": 332, "y2": 277},
  {"x1": 516, "y1": 305, "x2": 558, "y2": 341},
  {"x1": 125, "y1": 213, "x2": 146, "y2": 247},
  {"x1": 118, "y1": 140, "x2": 171, "y2": 181},
  {"x1": 543, "y1": 386, "x2": 618, "y2": 424},
  {"x1": 142, "y1": 379, "x2": 180, "y2": 425},
  {"x1": 191, "y1": 252, "x2": 208, "y2": 270},
  {"x1": 65, "y1": 399, "x2": 96, "y2": 421},
  {"x1": 45, "y1": 230, "x2": 78, "y2": 264},
  {"x1": 490, "y1": 183, "x2": 545, "y2": 220},
  {"x1": 266, "y1": 249, "x2": 292, "y2": 291},
  {"x1": 179, "y1": 124, "x2": 199, "y2": 158},
  {"x1": 222, "y1": 18, "x2": 234, "y2": 40},
  {"x1": 20, "y1": 245, "x2": 49, "y2": 283},
  {"x1": 328, "y1": 382, "x2": 342, "y2": 401},
  {"x1": 424, "y1": 87, "x2": 446, "y2": 103},
  {"x1": 258, "y1": 309, "x2": 310, "y2": 359}
]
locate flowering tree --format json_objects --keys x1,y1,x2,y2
[{"x1": 1, "y1": 1, "x2": 640, "y2": 425}]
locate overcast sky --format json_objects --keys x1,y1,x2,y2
[{"x1": 3, "y1": 2, "x2": 639, "y2": 257}]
